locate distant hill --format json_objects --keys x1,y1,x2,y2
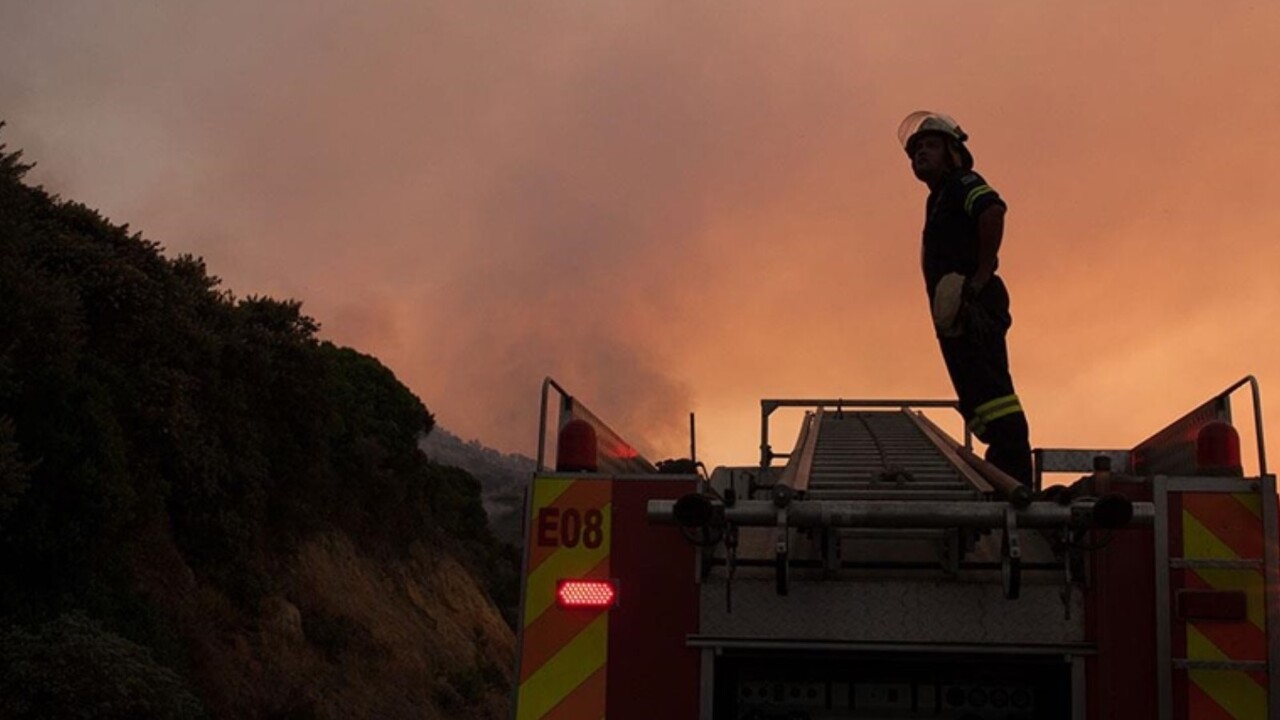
[{"x1": 420, "y1": 428, "x2": 531, "y2": 547}]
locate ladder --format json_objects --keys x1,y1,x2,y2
[{"x1": 775, "y1": 406, "x2": 992, "y2": 574}]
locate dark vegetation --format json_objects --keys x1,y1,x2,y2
[
  {"x1": 655, "y1": 458, "x2": 701, "y2": 474},
  {"x1": 0, "y1": 126, "x2": 517, "y2": 717},
  {"x1": 420, "y1": 427, "x2": 533, "y2": 547}
]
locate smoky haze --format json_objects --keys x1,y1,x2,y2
[{"x1": 3, "y1": 1, "x2": 1279, "y2": 468}]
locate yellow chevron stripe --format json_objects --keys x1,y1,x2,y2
[
  {"x1": 1191, "y1": 670, "x2": 1266, "y2": 719},
  {"x1": 1186, "y1": 626, "x2": 1266, "y2": 718},
  {"x1": 1184, "y1": 510, "x2": 1240, "y2": 560},
  {"x1": 1183, "y1": 512, "x2": 1265, "y2": 630},
  {"x1": 1181, "y1": 495, "x2": 1269, "y2": 718},
  {"x1": 1189, "y1": 668, "x2": 1267, "y2": 720},
  {"x1": 1187, "y1": 622, "x2": 1230, "y2": 662},
  {"x1": 516, "y1": 613, "x2": 608, "y2": 720},
  {"x1": 532, "y1": 477, "x2": 576, "y2": 513},
  {"x1": 524, "y1": 503, "x2": 613, "y2": 627},
  {"x1": 1234, "y1": 492, "x2": 1263, "y2": 519}
]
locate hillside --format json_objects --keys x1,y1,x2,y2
[
  {"x1": 0, "y1": 128, "x2": 516, "y2": 718},
  {"x1": 420, "y1": 428, "x2": 532, "y2": 547}
]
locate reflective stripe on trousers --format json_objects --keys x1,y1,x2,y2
[{"x1": 968, "y1": 393, "x2": 1023, "y2": 437}]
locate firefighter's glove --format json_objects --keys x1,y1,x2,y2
[
  {"x1": 963, "y1": 276, "x2": 986, "y2": 300},
  {"x1": 960, "y1": 300, "x2": 998, "y2": 345},
  {"x1": 932, "y1": 273, "x2": 966, "y2": 338}
]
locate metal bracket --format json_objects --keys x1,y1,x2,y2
[
  {"x1": 937, "y1": 528, "x2": 962, "y2": 576},
  {"x1": 822, "y1": 527, "x2": 840, "y2": 577},
  {"x1": 724, "y1": 524, "x2": 738, "y2": 614},
  {"x1": 775, "y1": 510, "x2": 790, "y2": 597},
  {"x1": 1002, "y1": 507, "x2": 1022, "y2": 600},
  {"x1": 1061, "y1": 526, "x2": 1077, "y2": 620},
  {"x1": 773, "y1": 485, "x2": 793, "y2": 597}
]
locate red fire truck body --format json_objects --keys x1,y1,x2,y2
[{"x1": 513, "y1": 377, "x2": 1277, "y2": 720}]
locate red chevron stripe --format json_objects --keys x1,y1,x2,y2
[
  {"x1": 1184, "y1": 569, "x2": 1267, "y2": 661},
  {"x1": 1183, "y1": 493, "x2": 1263, "y2": 559},
  {"x1": 542, "y1": 663, "x2": 607, "y2": 720},
  {"x1": 1188, "y1": 618, "x2": 1267, "y2": 664},
  {"x1": 528, "y1": 480, "x2": 612, "y2": 575},
  {"x1": 520, "y1": 555, "x2": 612, "y2": 683},
  {"x1": 1187, "y1": 679, "x2": 1235, "y2": 720}
]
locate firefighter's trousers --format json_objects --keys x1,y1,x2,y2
[{"x1": 936, "y1": 277, "x2": 1033, "y2": 486}]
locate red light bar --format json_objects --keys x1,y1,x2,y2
[
  {"x1": 1178, "y1": 589, "x2": 1247, "y2": 621},
  {"x1": 557, "y1": 579, "x2": 617, "y2": 609}
]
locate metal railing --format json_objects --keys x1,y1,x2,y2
[
  {"x1": 759, "y1": 398, "x2": 966, "y2": 471},
  {"x1": 1130, "y1": 375, "x2": 1267, "y2": 476},
  {"x1": 535, "y1": 377, "x2": 569, "y2": 472},
  {"x1": 535, "y1": 376, "x2": 656, "y2": 474},
  {"x1": 1232, "y1": 375, "x2": 1268, "y2": 475}
]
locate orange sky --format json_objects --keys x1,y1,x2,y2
[{"x1": 3, "y1": 1, "x2": 1278, "y2": 474}]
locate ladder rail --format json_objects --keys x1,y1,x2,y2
[
  {"x1": 908, "y1": 410, "x2": 994, "y2": 494},
  {"x1": 755, "y1": 406, "x2": 990, "y2": 578},
  {"x1": 802, "y1": 410, "x2": 980, "y2": 501}
]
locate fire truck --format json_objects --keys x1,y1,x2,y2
[{"x1": 512, "y1": 376, "x2": 1277, "y2": 719}]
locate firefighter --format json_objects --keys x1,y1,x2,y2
[{"x1": 899, "y1": 111, "x2": 1032, "y2": 486}]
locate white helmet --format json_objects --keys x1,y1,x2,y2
[{"x1": 898, "y1": 111, "x2": 973, "y2": 169}]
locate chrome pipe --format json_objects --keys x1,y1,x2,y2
[{"x1": 647, "y1": 498, "x2": 1153, "y2": 529}]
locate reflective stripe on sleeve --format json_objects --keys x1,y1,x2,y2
[{"x1": 964, "y1": 185, "x2": 995, "y2": 215}]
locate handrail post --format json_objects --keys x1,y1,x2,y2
[
  {"x1": 1248, "y1": 376, "x2": 1268, "y2": 475},
  {"x1": 536, "y1": 378, "x2": 552, "y2": 472},
  {"x1": 760, "y1": 401, "x2": 774, "y2": 471},
  {"x1": 536, "y1": 377, "x2": 571, "y2": 472},
  {"x1": 1217, "y1": 375, "x2": 1267, "y2": 476}
]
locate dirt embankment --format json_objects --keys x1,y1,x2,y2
[{"x1": 136, "y1": 530, "x2": 515, "y2": 719}]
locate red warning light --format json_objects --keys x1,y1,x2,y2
[
  {"x1": 1196, "y1": 421, "x2": 1242, "y2": 476},
  {"x1": 557, "y1": 420, "x2": 599, "y2": 472},
  {"x1": 556, "y1": 579, "x2": 617, "y2": 609}
]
